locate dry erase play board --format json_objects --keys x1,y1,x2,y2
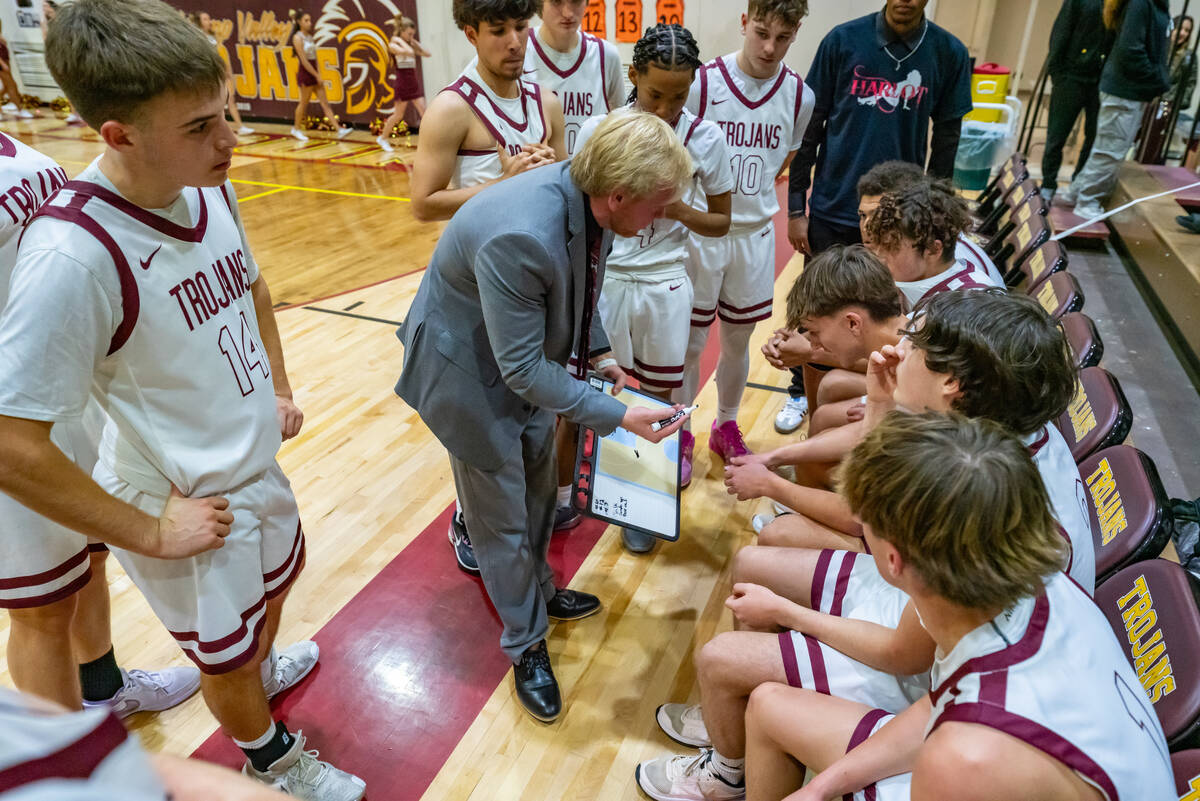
[{"x1": 572, "y1": 376, "x2": 681, "y2": 542}]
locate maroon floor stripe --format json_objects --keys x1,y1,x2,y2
[{"x1": 189, "y1": 182, "x2": 797, "y2": 797}]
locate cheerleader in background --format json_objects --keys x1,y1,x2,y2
[{"x1": 376, "y1": 14, "x2": 429, "y2": 152}]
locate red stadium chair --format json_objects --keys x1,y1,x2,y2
[
  {"x1": 996, "y1": 215, "x2": 1052, "y2": 278},
  {"x1": 980, "y1": 178, "x2": 1040, "y2": 240},
  {"x1": 976, "y1": 154, "x2": 1030, "y2": 217},
  {"x1": 1012, "y1": 240, "x2": 1069, "y2": 292},
  {"x1": 1059, "y1": 312, "x2": 1104, "y2": 369},
  {"x1": 1172, "y1": 750, "x2": 1200, "y2": 798},
  {"x1": 1080, "y1": 445, "x2": 1172, "y2": 584},
  {"x1": 1034, "y1": 271, "x2": 1085, "y2": 321},
  {"x1": 1055, "y1": 366, "x2": 1133, "y2": 462},
  {"x1": 1097, "y1": 559, "x2": 1200, "y2": 750}
]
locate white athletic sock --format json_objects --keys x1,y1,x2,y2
[
  {"x1": 677, "y1": 325, "x2": 710, "y2": 413},
  {"x1": 556, "y1": 485, "x2": 572, "y2": 508},
  {"x1": 711, "y1": 750, "x2": 745, "y2": 783},
  {"x1": 233, "y1": 722, "x2": 277, "y2": 751},
  {"x1": 259, "y1": 646, "x2": 277, "y2": 685},
  {"x1": 715, "y1": 322, "x2": 754, "y2": 425}
]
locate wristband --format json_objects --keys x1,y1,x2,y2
[{"x1": 595, "y1": 358, "x2": 618, "y2": 371}]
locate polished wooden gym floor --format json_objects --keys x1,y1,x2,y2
[{"x1": 0, "y1": 115, "x2": 806, "y2": 799}]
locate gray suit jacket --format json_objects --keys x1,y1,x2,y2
[{"x1": 395, "y1": 162, "x2": 627, "y2": 472}]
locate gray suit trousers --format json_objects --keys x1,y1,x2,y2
[{"x1": 448, "y1": 406, "x2": 559, "y2": 662}]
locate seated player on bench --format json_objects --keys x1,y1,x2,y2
[
  {"x1": 743, "y1": 412, "x2": 1171, "y2": 801},
  {"x1": 640, "y1": 290, "x2": 1093, "y2": 798}
]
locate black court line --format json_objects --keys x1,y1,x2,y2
[
  {"x1": 745, "y1": 381, "x2": 790, "y2": 395},
  {"x1": 343, "y1": 301, "x2": 364, "y2": 311},
  {"x1": 303, "y1": 306, "x2": 404, "y2": 327}
]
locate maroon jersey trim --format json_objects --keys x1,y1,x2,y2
[
  {"x1": 0, "y1": 709, "x2": 127, "y2": 792},
  {"x1": 1027, "y1": 425, "x2": 1050, "y2": 456},
  {"x1": 60, "y1": 180, "x2": 209, "y2": 243},
  {"x1": 698, "y1": 64, "x2": 710, "y2": 117},
  {"x1": 528, "y1": 30, "x2": 588, "y2": 80},
  {"x1": 31, "y1": 199, "x2": 141, "y2": 355},
  {"x1": 594, "y1": 34, "x2": 612, "y2": 111},
  {"x1": 683, "y1": 115, "x2": 704, "y2": 147},
  {"x1": 930, "y1": 703, "x2": 1118, "y2": 801},
  {"x1": 456, "y1": 149, "x2": 495, "y2": 157},
  {"x1": 714, "y1": 56, "x2": 790, "y2": 111},
  {"x1": 929, "y1": 593, "x2": 1050, "y2": 706},
  {"x1": 444, "y1": 76, "x2": 540, "y2": 151},
  {"x1": 791, "y1": 70, "x2": 806, "y2": 124}
]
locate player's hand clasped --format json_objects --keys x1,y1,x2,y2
[
  {"x1": 152, "y1": 484, "x2": 233, "y2": 558},
  {"x1": 762, "y1": 327, "x2": 812, "y2": 370},
  {"x1": 723, "y1": 455, "x2": 776, "y2": 500},
  {"x1": 497, "y1": 141, "x2": 556, "y2": 179}
]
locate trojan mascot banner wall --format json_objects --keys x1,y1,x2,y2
[{"x1": 174, "y1": 0, "x2": 420, "y2": 124}]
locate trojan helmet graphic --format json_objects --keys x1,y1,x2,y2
[{"x1": 314, "y1": 0, "x2": 401, "y2": 115}]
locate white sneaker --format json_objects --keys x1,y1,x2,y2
[
  {"x1": 16, "y1": 109, "x2": 32, "y2": 119},
  {"x1": 237, "y1": 126, "x2": 254, "y2": 135},
  {"x1": 81, "y1": 667, "x2": 201, "y2": 719},
  {"x1": 290, "y1": 128, "x2": 309, "y2": 142},
  {"x1": 751, "y1": 513, "x2": 775, "y2": 535},
  {"x1": 656, "y1": 703, "x2": 711, "y2": 748},
  {"x1": 264, "y1": 641, "x2": 320, "y2": 699},
  {"x1": 243, "y1": 730, "x2": 365, "y2": 801},
  {"x1": 636, "y1": 749, "x2": 744, "y2": 801},
  {"x1": 65, "y1": 112, "x2": 81, "y2": 124},
  {"x1": 376, "y1": 135, "x2": 394, "y2": 152},
  {"x1": 1073, "y1": 203, "x2": 1105, "y2": 221},
  {"x1": 773, "y1": 396, "x2": 808, "y2": 434},
  {"x1": 2, "y1": 102, "x2": 16, "y2": 112},
  {"x1": 336, "y1": 126, "x2": 352, "y2": 140}
]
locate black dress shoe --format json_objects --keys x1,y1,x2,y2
[
  {"x1": 514, "y1": 643, "x2": 560, "y2": 722},
  {"x1": 546, "y1": 588, "x2": 601, "y2": 621}
]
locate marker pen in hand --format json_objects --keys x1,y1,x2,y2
[{"x1": 651, "y1": 404, "x2": 698, "y2": 433}]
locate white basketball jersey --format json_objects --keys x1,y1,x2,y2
[
  {"x1": 24, "y1": 163, "x2": 280, "y2": 497},
  {"x1": 0, "y1": 688, "x2": 166, "y2": 800},
  {"x1": 577, "y1": 107, "x2": 734, "y2": 272},
  {"x1": 524, "y1": 28, "x2": 615, "y2": 156},
  {"x1": 927, "y1": 573, "x2": 1174, "y2": 801},
  {"x1": 690, "y1": 53, "x2": 813, "y2": 229},
  {"x1": 955, "y1": 234, "x2": 1004, "y2": 286},
  {"x1": 897, "y1": 258, "x2": 1001, "y2": 308},
  {"x1": 0, "y1": 135, "x2": 100, "y2": 469},
  {"x1": 444, "y1": 63, "x2": 548, "y2": 189},
  {"x1": 1029, "y1": 423, "x2": 1096, "y2": 594},
  {"x1": 0, "y1": 133, "x2": 66, "y2": 310}
]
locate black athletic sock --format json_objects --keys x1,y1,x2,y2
[
  {"x1": 243, "y1": 722, "x2": 296, "y2": 773},
  {"x1": 78, "y1": 648, "x2": 124, "y2": 702}
]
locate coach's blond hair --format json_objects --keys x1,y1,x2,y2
[
  {"x1": 838, "y1": 412, "x2": 1067, "y2": 611},
  {"x1": 45, "y1": 0, "x2": 226, "y2": 128},
  {"x1": 570, "y1": 110, "x2": 693, "y2": 200}
]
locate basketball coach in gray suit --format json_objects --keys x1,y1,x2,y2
[{"x1": 395, "y1": 111, "x2": 694, "y2": 722}]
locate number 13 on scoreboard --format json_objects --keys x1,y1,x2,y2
[
  {"x1": 582, "y1": 0, "x2": 606, "y2": 38},
  {"x1": 615, "y1": 0, "x2": 641, "y2": 42}
]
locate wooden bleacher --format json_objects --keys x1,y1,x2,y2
[{"x1": 1107, "y1": 161, "x2": 1200, "y2": 382}]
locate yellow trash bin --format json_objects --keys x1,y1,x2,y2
[{"x1": 966, "y1": 63, "x2": 1011, "y2": 123}]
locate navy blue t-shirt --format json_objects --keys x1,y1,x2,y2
[{"x1": 805, "y1": 13, "x2": 972, "y2": 227}]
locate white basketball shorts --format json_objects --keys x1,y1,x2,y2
[
  {"x1": 687, "y1": 220, "x2": 776, "y2": 328},
  {"x1": 597, "y1": 265, "x2": 692, "y2": 391},
  {"x1": 0, "y1": 409, "x2": 106, "y2": 609},
  {"x1": 96, "y1": 460, "x2": 305, "y2": 674},
  {"x1": 779, "y1": 549, "x2": 929, "y2": 712}
]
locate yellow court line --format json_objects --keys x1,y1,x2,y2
[
  {"x1": 238, "y1": 187, "x2": 289, "y2": 202},
  {"x1": 229, "y1": 178, "x2": 411, "y2": 203}
]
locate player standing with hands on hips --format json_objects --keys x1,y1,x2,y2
[{"x1": 395, "y1": 110, "x2": 693, "y2": 723}]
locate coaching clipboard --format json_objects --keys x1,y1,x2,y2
[{"x1": 572, "y1": 375, "x2": 681, "y2": 542}]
